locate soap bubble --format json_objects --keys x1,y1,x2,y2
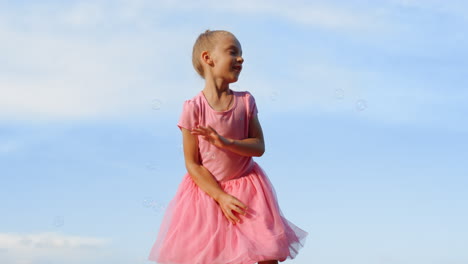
[
  {"x1": 334, "y1": 88, "x2": 344, "y2": 100},
  {"x1": 355, "y1": 99, "x2": 367, "y2": 111},
  {"x1": 52, "y1": 215, "x2": 64, "y2": 227},
  {"x1": 151, "y1": 98, "x2": 163, "y2": 110}
]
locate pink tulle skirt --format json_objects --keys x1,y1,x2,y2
[{"x1": 148, "y1": 161, "x2": 308, "y2": 264}]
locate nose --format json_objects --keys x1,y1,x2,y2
[{"x1": 237, "y1": 56, "x2": 244, "y2": 64}]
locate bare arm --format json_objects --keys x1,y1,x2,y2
[
  {"x1": 181, "y1": 127, "x2": 225, "y2": 200},
  {"x1": 191, "y1": 113, "x2": 265, "y2": 157},
  {"x1": 223, "y1": 113, "x2": 265, "y2": 157},
  {"x1": 180, "y1": 127, "x2": 248, "y2": 224}
]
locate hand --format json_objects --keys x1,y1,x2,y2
[
  {"x1": 215, "y1": 192, "x2": 248, "y2": 225},
  {"x1": 191, "y1": 125, "x2": 232, "y2": 149}
]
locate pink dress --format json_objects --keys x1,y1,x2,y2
[{"x1": 148, "y1": 89, "x2": 308, "y2": 264}]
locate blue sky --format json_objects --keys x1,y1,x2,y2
[{"x1": 1, "y1": 0, "x2": 467, "y2": 263}]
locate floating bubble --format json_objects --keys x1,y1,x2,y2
[
  {"x1": 355, "y1": 99, "x2": 367, "y2": 111},
  {"x1": 52, "y1": 215, "x2": 64, "y2": 227},
  {"x1": 145, "y1": 162, "x2": 160, "y2": 171},
  {"x1": 142, "y1": 197, "x2": 153, "y2": 208},
  {"x1": 151, "y1": 98, "x2": 163, "y2": 110},
  {"x1": 334, "y1": 88, "x2": 344, "y2": 100},
  {"x1": 142, "y1": 196, "x2": 167, "y2": 214},
  {"x1": 269, "y1": 90, "x2": 279, "y2": 101},
  {"x1": 152, "y1": 201, "x2": 166, "y2": 213}
]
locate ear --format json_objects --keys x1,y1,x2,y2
[{"x1": 201, "y1": 51, "x2": 214, "y2": 66}]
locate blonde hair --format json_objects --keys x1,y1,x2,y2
[{"x1": 192, "y1": 29, "x2": 234, "y2": 79}]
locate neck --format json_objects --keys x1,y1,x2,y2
[{"x1": 203, "y1": 76, "x2": 231, "y2": 98}]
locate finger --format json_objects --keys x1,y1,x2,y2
[
  {"x1": 191, "y1": 127, "x2": 206, "y2": 133},
  {"x1": 232, "y1": 199, "x2": 248, "y2": 212},
  {"x1": 207, "y1": 125, "x2": 218, "y2": 133},
  {"x1": 221, "y1": 210, "x2": 233, "y2": 224},
  {"x1": 227, "y1": 208, "x2": 240, "y2": 223},
  {"x1": 221, "y1": 207, "x2": 237, "y2": 225},
  {"x1": 221, "y1": 206, "x2": 236, "y2": 225},
  {"x1": 231, "y1": 205, "x2": 246, "y2": 216},
  {"x1": 197, "y1": 127, "x2": 211, "y2": 136},
  {"x1": 239, "y1": 206, "x2": 248, "y2": 215},
  {"x1": 209, "y1": 126, "x2": 218, "y2": 135},
  {"x1": 240, "y1": 203, "x2": 248, "y2": 213},
  {"x1": 190, "y1": 130, "x2": 201, "y2": 135}
]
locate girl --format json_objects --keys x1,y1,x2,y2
[{"x1": 148, "y1": 29, "x2": 308, "y2": 264}]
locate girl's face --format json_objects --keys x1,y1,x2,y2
[{"x1": 209, "y1": 34, "x2": 244, "y2": 83}]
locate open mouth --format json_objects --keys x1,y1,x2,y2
[{"x1": 232, "y1": 65, "x2": 242, "y2": 72}]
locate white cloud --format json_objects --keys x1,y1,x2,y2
[
  {"x1": 0, "y1": 231, "x2": 108, "y2": 249},
  {"x1": 151, "y1": 0, "x2": 388, "y2": 33},
  {"x1": 0, "y1": 232, "x2": 111, "y2": 264},
  {"x1": 0, "y1": 1, "x2": 196, "y2": 121},
  {"x1": 0, "y1": 0, "x2": 466, "y2": 131},
  {"x1": 60, "y1": 2, "x2": 104, "y2": 27},
  {"x1": 0, "y1": 0, "x2": 400, "y2": 123}
]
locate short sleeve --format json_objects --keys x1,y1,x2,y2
[
  {"x1": 245, "y1": 91, "x2": 258, "y2": 121},
  {"x1": 177, "y1": 100, "x2": 199, "y2": 131}
]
